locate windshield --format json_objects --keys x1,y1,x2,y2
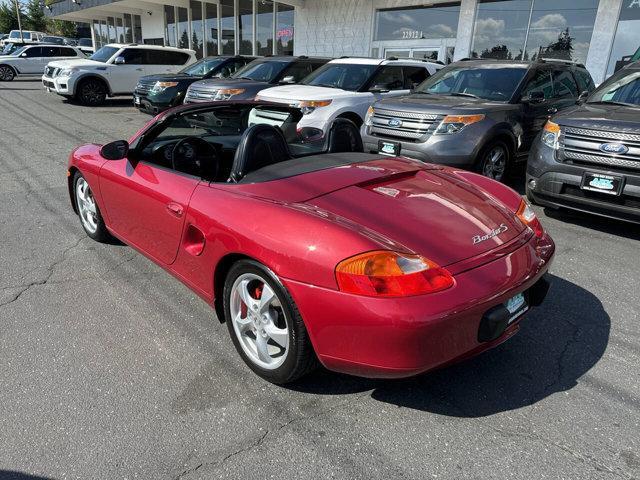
[
  {"x1": 301, "y1": 63, "x2": 378, "y2": 91},
  {"x1": 588, "y1": 70, "x2": 640, "y2": 107},
  {"x1": 43, "y1": 36, "x2": 64, "y2": 44},
  {"x1": 78, "y1": 38, "x2": 92, "y2": 47},
  {"x1": 417, "y1": 65, "x2": 527, "y2": 101},
  {"x1": 9, "y1": 31, "x2": 25, "y2": 39},
  {"x1": 10, "y1": 46, "x2": 28, "y2": 56},
  {"x1": 90, "y1": 46, "x2": 119, "y2": 63},
  {"x1": 232, "y1": 60, "x2": 289, "y2": 82},
  {"x1": 2, "y1": 43, "x2": 22, "y2": 55},
  {"x1": 180, "y1": 57, "x2": 226, "y2": 76}
]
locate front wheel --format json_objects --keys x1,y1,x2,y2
[
  {"x1": 76, "y1": 78, "x2": 107, "y2": 106},
  {"x1": 223, "y1": 260, "x2": 317, "y2": 384},
  {"x1": 477, "y1": 140, "x2": 511, "y2": 182},
  {"x1": 0, "y1": 65, "x2": 15, "y2": 81},
  {"x1": 73, "y1": 172, "x2": 112, "y2": 242}
]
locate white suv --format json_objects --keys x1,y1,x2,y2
[
  {"x1": 42, "y1": 44, "x2": 196, "y2": 105},
  {"x1": 256, "y1": 57, "x2": 443, "y2": 134},
  {"x1": 1, "y1": 30, "x2": 45, "y2": 46},
  {"x1": 0, "y1": 45, "x2": 85, "y2": 81}
]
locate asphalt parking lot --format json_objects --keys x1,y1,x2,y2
[{"x1": 0, "y1": 79, "x2": 639, "y2": 480}]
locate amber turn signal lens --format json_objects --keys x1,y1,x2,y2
[
  {"x1": 516, "y1": 199, "x2": 544, "y2": 238},
  {"x1": 543, "y1": 120, "x2": 560, "y2": 134},
  {"x1": 441, "y1": 114, "x2": 485, "y2": 125},
  {"x1": 335, "y1": 251, "x2": 454, "y2": 297}
]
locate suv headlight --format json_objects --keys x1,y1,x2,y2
[
  {"x1": 435, "y1": 114, "x2": 485, "y2": 135},
  {"x1": 541, "y1": 120, "x2": 560, "y2": 150},
  {"x1": 151, "y1": 81, "x2": 179, "y2": 93},
  {"x1": 296, "y1": 99, "x2": 332, "y2": 115},
  {"x1": 364, "y1": 106, "x2": 374, "y2": 127},
  {"x1": 213, "y1": 88, "x2": 245, "y2": 100},
  {"x1": 58, "y1": 68, "x2": 77, "y2": 77}
]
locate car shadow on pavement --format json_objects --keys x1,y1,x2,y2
[
  {"x1": 291, "y1": 275, "x2": 610, "y2": 417},
  {"x1": 543, "y1": 207, "x2": 640, "y2": 241},
  {"x1": 61, "y1": 98, "x2": 134, "y2": 108},
  {"x1": 0, "y1": 471, "x2": 54, "y2": 480}
]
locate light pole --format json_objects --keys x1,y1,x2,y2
[{"x1": 14, "y1": 0, "x2": 24, "y2": 41}]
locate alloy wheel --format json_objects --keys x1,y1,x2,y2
[
  {"x1": 81, "y1": 81, "x2": 105, "y2": 105},
  {"x1": 482, "y1": 146, "x2": 507, "y2": 181},
  {"x1": 229, "y1": 273, "x2": 290, "y2": 370},
  {"x1": 0, "y1": 66, "x2": 14, "y2": 81},
  {"x1": 76, "y1": 177, "x2": 98, "y2": 234}
]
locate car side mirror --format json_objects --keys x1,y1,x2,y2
[
  {"x1": 522, "y1": 91, "x2": 545, "y2": 104},
  {"x1": 279, "y1": 75, "x2": 296, "y2": 84},
  {"x1": 100, "y1": 140, "x2": 129, "y2": 160},
  {"x1": 370, "y1": 83, "x2": 391, "y2": 93},
  {"x1": 114, "y1": 56, "x2": 125, "y2": 65},
  {"x1": 577, "y1": 90, "x2": 589, "y2": 104}
]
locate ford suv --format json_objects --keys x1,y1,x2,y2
[
  {"x1": 134, "y1": 55, "x2": 255, "y2": 114},
  {"x1": 527, "y1": 61, "x2": 640, "y2": 224},
  {"x1": 184, "y1": 56, "x2": 330, "y2": 104},
  {"x1": 256, "y1": 57, "x2": 442, "y2": 135},
  {"x1": 361, "y1": 58, "x2": 595, "y2": 181},
  {"x1": 0, "y1": 45, "x2": 85, "y2": 81},
  {"x1": 42, "y1": 44, "x2": 196, "y2": 105}
]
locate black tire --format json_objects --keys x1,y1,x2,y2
[
  {"x1": 476, "y1": 139, "x2": 511, "y2": 182},
  {"x1": 0, "y1": 64, "x2": 15, "y2": 81},
  {"x1": 73, "y1": 171, "x2": 112, "y2": 242},
  {"x1": 223, "y1": 260, "x2": 318, "y2": 384},
  {"x1": 76, "y1": 78, "x2": 107, "y2": 106}
]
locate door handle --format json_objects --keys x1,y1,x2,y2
[
  {"x1": 547, "y1": 107, "x2": 558, "y2": 114},
  {"x1": 166, "y1": 202, "x2": 184, "y2": 217}
]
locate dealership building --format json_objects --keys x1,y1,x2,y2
[{"x1": 45, "y1": 0, "x2": 640, "y2": 83}]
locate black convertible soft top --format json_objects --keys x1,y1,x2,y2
[{"x1": 239, "y1": 152, "x2": 382, "y2": 183}]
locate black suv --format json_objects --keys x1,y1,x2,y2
[
  {"x1": 362, "y1": 58, "x2": 595, "y2": 181},
  {"x1": 184, "y1": 55, "x2": 330, "y2": 104},
  {"x1": 134, "y1": 55, "x2": 255, "y2": 114},
  {"x1": 527, "y1": 62, "x2": 640, "y2": 224}
]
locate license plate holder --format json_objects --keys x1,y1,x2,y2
[
  {"x1": 378, "y1": 140, "x2": 401, "y2": 156},
  {"x1": 580, "y1": 171, "x2": 624, "y2": 196},
  {"x1": 504, "y1": 292, "x2": 528, "y2": 324}
]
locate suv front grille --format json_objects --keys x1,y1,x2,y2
[
  {"x1": 45, "y1": 66, "x2": 59, "y2": 78},
  {"x1": 369, "y1": 108, "x2": 442, "y2": 142},
  {"x1": 135, "y1": 79, "x2": 157, "y2": 95},
  {"x1": 560, "y1": 126, "x2": 640, "y2": 171},
  {"x1": 185, "y1": 87, "x2": 218, "y2": 102}
]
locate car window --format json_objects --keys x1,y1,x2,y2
[
  {"x1": 588, "y1": 70, "x2": 640, "y2": 107},
  {"x1": 521, "y1": 70, "x2": 554, "y2": 100},
  {"x1": 41, "y1": 47, "x2": 59, "y2": 57},
  {"x1": 61, "y1": 47, "x2": 78, "y2": 56},
  {"x1": 120, "y1": 48, "x2": 145, "y2": 64},
  {"x1": 552, "y1": 69, "x2": 579, "y2": 99},
  {"x1": 146, "y1": 50, "x2": 190, "y2": 65},
  {"x1": 403, "y1": 66, "x2": 429, "y2": 89},
  {"x1": 369, "y1": 66, "x2": 404, "y2": 91},
  {"x1": 574, "y1": 69, "x2": 595, "y2": 93},
  {"x1": 23, "y1": 47, "x2": 42, "y2": 58},
  {"x1": 279, "y1": 62, "x2": 312, "y2": 82}
]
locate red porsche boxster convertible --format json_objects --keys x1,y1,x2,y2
[{"x1": 67, "y1": 101, "x2": 554, "y2": 384}]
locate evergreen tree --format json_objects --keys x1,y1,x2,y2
[
  {"x1": 0, "y1": 2, "x2": 21, "y2": 34},
  {"x1": 178, "y1": 30, "x2": 189, "y2": 49},
  {"x1": 49, "y1": 19, "x2": 77, "y2": 37},
  {"x1": 25, "y1": 0, "x2": 47, "y2": 32}
]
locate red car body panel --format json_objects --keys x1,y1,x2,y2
[{"x1": 67, "y1": 115, "x2": 555, "y2": 378}]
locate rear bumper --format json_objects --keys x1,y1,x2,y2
[{"x1": 283, "y1": 233, "x2": 555, "y2": 378}]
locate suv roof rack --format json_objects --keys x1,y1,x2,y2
[
  {"x1": 385, "y1": 56, "x2": 443, "y2": 64},
  {"x1": 535, "y1": 57, "x2": 585, "y2": 68}
]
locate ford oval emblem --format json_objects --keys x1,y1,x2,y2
[
  {"x1": 388, "y1": 118, "x2": 402, "y2": 128},
  {"x1": 599, "y1": 143, "x2": 629, "y2": 155}
]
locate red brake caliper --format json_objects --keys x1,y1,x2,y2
[{"x1": 241, "y1": 284, "x2": 263, "y2": 318}]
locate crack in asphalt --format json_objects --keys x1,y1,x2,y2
[
  {"x1": 173, "y1": 392, "x2": 371, "y2": 479},
  {"x1": 0, "y1": 236, "x2": 85, "y2": 308}
]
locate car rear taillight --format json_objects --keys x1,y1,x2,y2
[
  {"x1": 516, "y1": 199, "x2": 544, "y2": 238},
  {"x1": 335, "y1": 251, "x2": 454, "y2": 297}
]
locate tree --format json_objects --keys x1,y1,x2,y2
[
  {"x1": 49, "y1": 19, "x2": 77, "y2": 37},
  {"x1": 541, "y1": 28, "x2": 574, "y2": 61},
  {"x1": 0, "y1": 1, "x2": 21, "y2": 33},
  {"x1": 178, "y1": 30, "x2": 189, "y2": 49},
  {"x1": 480, "y1": 44, "x2": 510, "y2": 60},
  {"x1": 25, "y1": 0, "x2": 47, "y2": 31}
]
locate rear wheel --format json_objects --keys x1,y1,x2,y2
[
  {"x1": 477, "y1": 140, "x2": 510, "y2": 182},
  {"x1": 0, "y1": 65, "x2": 15, "y2": 81},
  {"x1": 76, "y1": 78, "x2": 107, "y2": 106},
  {"x1": 224, "y1": 260, "x2": 317, "y2": 384}
]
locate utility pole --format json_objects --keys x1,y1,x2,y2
[{"x1": 14, "y1": 0, "x2": 24, "y2": 41}]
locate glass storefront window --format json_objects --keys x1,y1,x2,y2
[
  {"x1": 374, "y1": 3, "x2": 460, "y2": 41},
  {"x1": 133, "y1": 15, "x2": 142, "y2": 43},
  {"x1": 165, "y1": 5, "x2": 176, "y2": 47},
  {"x1": 177, "y1": 7, "x2": 189, "y2": 49},
  {"x1": 276, "y1": 3, "x2": 294, "y2": 55},
  {"x1": 238, "y1": 0, "x2": 254, "y2": 54},
  {"x1": 191, "y1": 1, "x2": 203, "y2": 58},
  {"x1": 116, "y1": 17, "x2": 124, "y2": 44},
  {"x1": 123, "y1": 14, "x2": 133, "y2": 43},
  {"x1": 100, "y1": 20, "x2": 108, "y2": 46},
  {"x1": 256, "y1": 0, "x2": 274, "y2": 56},
  {"x1": 92, "y1": 20, "x2": 101, "y2": 48},
  {"x1": 472, "y1": 0, "x2": 597, "y2": 63},
  {"x1": 107, "y1": 17, "x2": 116, "y2": 44},
  {"x1": 220, "y1": 0, "x2": 235, "y2": 54},
  {"x1": 472, "y1": 0, "x2": 531, "y2": 60},
  {"x1": 607, "y1": 0, "x2": 640, "y2": 76},
  {"x1": 525, "y1": 0, "x2": 598, "y2": 63},
  {"x1": 205, "y1": 3, "x2": 219, "y2": 56}
]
